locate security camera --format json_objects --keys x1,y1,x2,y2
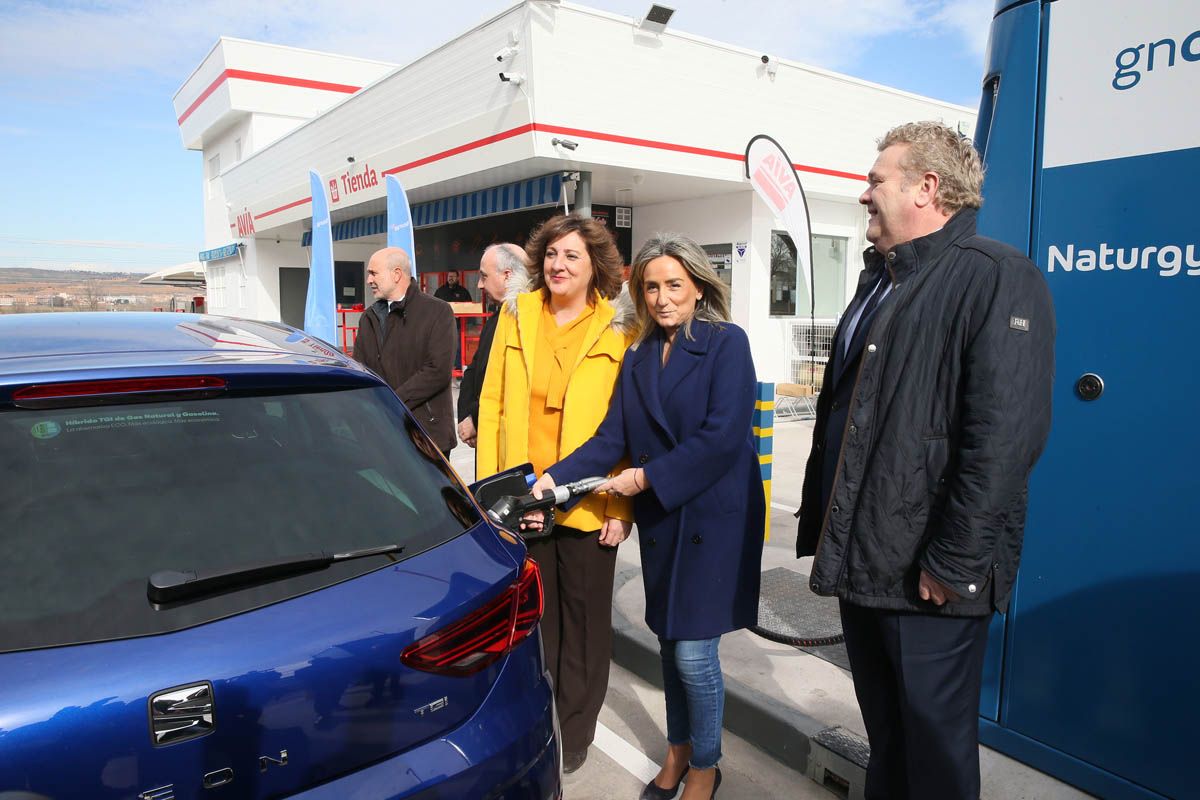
[
  {"x1": 498, "y1": 72, "x2": 525, "y2": 85},
  {"x1": 551, "y1": 138, "x2": 579, "y2": 151},
  {"x1": 761, "y1": 54, "x2": 770, "y2": 64},
  {"x1": 495, "y1": 46, "x2": 519, "y2": 62},
  {"x1": 761, "y1": 54, "x2": 778, "y2": 77}
]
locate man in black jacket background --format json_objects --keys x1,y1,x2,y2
[
  {"x1": 797, "y1": 122, "x2": 1055, "y2": 799},
  {"x1": 456, "y1": 243, "x2": 526, "y2": 450}
]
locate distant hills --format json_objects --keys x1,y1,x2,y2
[{"x1": 0, "y1": 267, "x2": 151, "y2": 284}]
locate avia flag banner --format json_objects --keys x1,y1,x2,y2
[
  {"x1": 386, "y1": 175, "x2": 418, "y2": 276},
  {"x1": 745, "y1": 134, "x2": 814, "y2": 313},
  {"x1": 304, "y1": 169, "x2": 337, "y2": 345}
]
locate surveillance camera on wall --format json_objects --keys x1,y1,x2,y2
[
  {"x1": 498, "y1": 72, "x2": 525, "y2": 85},
  {"x1": 495, "y1": 46, "x2": 519, "y2": 62},
  {"x1": 551, "y1": 138, "x2": 579, "y2": 151},
  {"x1": 761, "y1": 54, "x2": 778, "y2": 77}
]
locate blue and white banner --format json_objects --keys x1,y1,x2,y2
[
  {"x1": 745, "y1": 134, "x2": 814, "y2": 313},
  {"x1": 304, "y1": 169, "x2": 337, "y2": 345},
  {"x1": 386, "y1": 175, "x2": 417, "y2": 276}
]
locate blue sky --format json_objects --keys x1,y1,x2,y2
[{"x1": 0, "y1": 0, "x2": 994, "y2": 274}]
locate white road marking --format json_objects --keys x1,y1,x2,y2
[
  {"x1": 592, "y1": 721, "x2": 662, "y2": 785},
  {"x1": 771, "y1": 501, "x2": 798, "y2": 514}
]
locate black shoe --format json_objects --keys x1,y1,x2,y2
[
  {"x1": 563, "y1": 748, "x2": 588, "y2": 774},
  {"x1": 639, "y1": 766, "x2": 688, "y2": 800},
  {"x1": 710, "y1": 767, "x2": 722, "y2": 799}
]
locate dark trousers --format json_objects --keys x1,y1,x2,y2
[
  {"x1": 838, "y1": 600, "x2": 992, "y2": 800},
  {"x1": 526, "y1": 525, "x2": 618, "y2": 752}
]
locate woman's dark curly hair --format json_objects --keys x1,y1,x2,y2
[{"x1": 523, "y1": 214, "x2": 625, "y2": 301}]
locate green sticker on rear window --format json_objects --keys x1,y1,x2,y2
[{"x1": 31, "y1": 421, "x2": 61, "y2": 439}]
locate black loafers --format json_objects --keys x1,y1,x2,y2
[
  {"x1": 639, "y1": 766, "x2": 688, "y2": 800},
  {"x1": 563, "y1": 748, "x2": 588, "y2": 774}
]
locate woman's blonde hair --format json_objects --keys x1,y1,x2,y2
[{"x1": 628, "y1": 233, "x2": 731, "y2": 344}]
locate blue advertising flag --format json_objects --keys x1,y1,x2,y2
[
  {"x1": 386, "y1": 175, "x2": 418, "y2": 276},
  {"x1": 304, "y1": 169, "x2": 337, "y2": 345}
]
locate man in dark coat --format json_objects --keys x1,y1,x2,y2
[
  {"x1": 353, "y1": 247, "x2": 457, "y2": 455},
  {"x1": 433, "y1": 271, "x2": 472, "y2": 303},
  {"x1": 797, "y1": 122, "x2": 1055, "y2": 800},
  {"x1": 433, "y1": 272, "x2": 471, "y2": 369},
  {"x1": 456, "y1": 243, "x2": 525, "y2": 449}
]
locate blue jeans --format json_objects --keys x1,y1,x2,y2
[{"x1": 659, "y1": 636, "x2": 724, "y2": 769}]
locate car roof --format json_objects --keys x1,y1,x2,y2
[{"x1": 0, "y1": 312, "x2": 371, "y2": 380}]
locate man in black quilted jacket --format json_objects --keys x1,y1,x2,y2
[{"x1": 797, "y1": 122, "x2": 1055, "y2": 800}]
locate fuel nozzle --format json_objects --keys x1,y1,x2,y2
[{"x1": 486, "y1": 476, "x2": 608, "y2": 529}]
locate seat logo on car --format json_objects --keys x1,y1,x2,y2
[{"x1": 149, "y1": 682, "x2": 215, "y2": 746}]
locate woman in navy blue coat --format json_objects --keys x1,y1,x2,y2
[{"x1": 532, "y1": 233, "x2": 764, "y2": 800}]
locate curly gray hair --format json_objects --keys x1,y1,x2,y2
[{"x1": 879, "y1": 121, "x2": 984, "y2": 214}]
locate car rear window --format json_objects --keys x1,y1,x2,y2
[{"x1": 0, "y1": 385, "x2": 482, "y2": 653}]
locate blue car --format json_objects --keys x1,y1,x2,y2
[{"x1": 0, "y1": 313, "x2": 561, "y2": 800}]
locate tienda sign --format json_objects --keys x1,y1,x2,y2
[
  {"x1": 332, "y1": 162, "x2": 379, "y2": 203},
  {"x1": 236, "y1": 208, "x2": 256, "y2": 238}
]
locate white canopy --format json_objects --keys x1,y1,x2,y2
[{"x1": 140, "y1": 261, "x2": 206, "y2": 287}]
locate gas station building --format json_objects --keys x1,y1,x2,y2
[{"x1": 174, "y1": 0, "x2": 975, "y2": 381}]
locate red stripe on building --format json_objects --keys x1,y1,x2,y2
[
  {"x1": 381, "y1": 124, "x2": 535, "y2": 176},
  {"x1": 532, "y1": 123, "x2": 867, "y2": 182},
  {"x1": 250, "y1": 122, "x2": 864, "y2": 222},
  {"x1": 533, "y1": 123, "x2": 743, "y2": 163},
  {"x1": 254, "y1": 196, "x2": 311, "y2": 221},
  {"x1": 178, "y1": 69, "x2": 360, "y2": 125}
]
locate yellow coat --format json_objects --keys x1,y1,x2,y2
[{"x1": 477, "y1": 287, "x2": 636, "y2": 529}]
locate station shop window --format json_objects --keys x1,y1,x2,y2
[
  {"x1": 769, "y1": 231, "x2": 848, "y2": 318},
  {"x1": 208, "y1": 264, "x2": 225, "y2": 308},
  {"x1": 812, "y1": 234, "x2": 848, "y2": 318},
  {"x1": 701, "y1": 243, "x2": 733, "y2": 292},
  {"x1": 207, "y1": 154, "x2": 221, "y2": 200}
]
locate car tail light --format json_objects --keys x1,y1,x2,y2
[
  {"x1": 401, "y1": 557, "x2": 543, "y2": 677},
  {"x1": 13, "y1": 376, "x2": 227, "y2": 408}
]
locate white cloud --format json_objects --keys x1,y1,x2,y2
[{"x1": 0, "y1": 1, "x2": 992, "y2": 90}]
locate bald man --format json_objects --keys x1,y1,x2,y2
[
  {"x1": 456, "y1": 243, "x2": 526, "y2": 448},
  {"x1": 353, "y1": 247, "x2": 457, "y2": 455}
]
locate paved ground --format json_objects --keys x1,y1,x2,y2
[
  {"x1": 564, "y1": 662, "x2": 833, "y2": 800},
  {"x1": 448, "y1": 412, "x2": 1096, "y2": 799}
]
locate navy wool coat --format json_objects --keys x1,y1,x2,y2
[{"x1": 549, "y1": 320, "x2": 765, "y2": 640}]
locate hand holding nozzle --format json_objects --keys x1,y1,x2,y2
[{"x1": 486, "y1": 475, "x2": 608, "y2": 530}]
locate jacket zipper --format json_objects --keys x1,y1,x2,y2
[{"x1": 811, "y1": 265, "x2": 900, "y2": 591}]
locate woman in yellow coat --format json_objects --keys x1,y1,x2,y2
[{"x1": 477, "y1": 213, "x2": 636, "y2": 774}]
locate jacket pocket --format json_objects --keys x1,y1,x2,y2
[{"x1": 923, "y1": 434, "x2": 949, "y2": 498}]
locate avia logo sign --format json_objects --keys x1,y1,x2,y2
[
  {"x1": 332, "y1": 162, "x2": 379, "y2": 203},
  {"x1": 752, "y1": 152, "x2": 798, "y2": 213},
  {"x1": 235, "y1": 208, "x2": 256, "y2": 238}
]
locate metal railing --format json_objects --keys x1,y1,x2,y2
[{"x1": 787, "y1": 320, "x2": 837, "y2": 389}]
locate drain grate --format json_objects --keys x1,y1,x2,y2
[{"x1": 751, "y1": 567, "x2": 850, "y2": 666}]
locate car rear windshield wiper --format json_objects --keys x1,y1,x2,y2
[{"x1": 148, "y1": 544, "x2": 405, "y2": 605}]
